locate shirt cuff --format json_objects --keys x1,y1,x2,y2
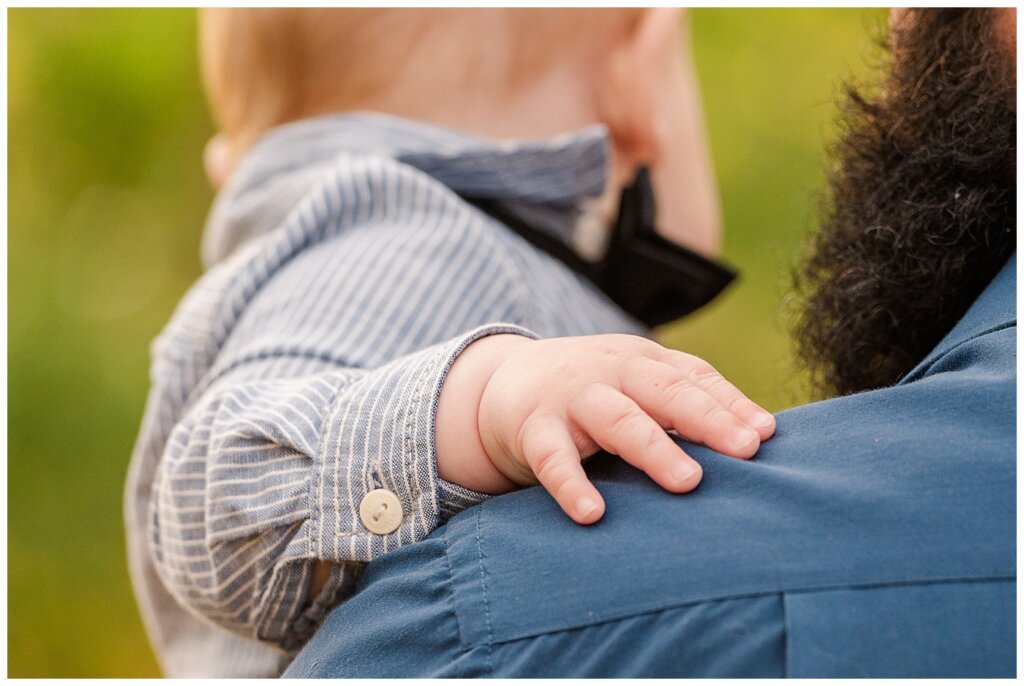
[
  {"x1": 277, "y1": 561, "x2": 362, "y2": 654},
  {"x1": 436, "y1": 477, "x2": 493, "y2": 521},
  {"x1": 310, "y1": 323, "x2": 538, "y2": 564}
]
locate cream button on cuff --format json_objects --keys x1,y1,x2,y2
[{"x1": 359, "y1": 489, "x2": 403, "y2": 535}]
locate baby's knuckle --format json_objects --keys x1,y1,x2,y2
[
  {"x1": 636, "y1": 423, "x2": 667, "y2": 454},
  {"x1": 574, "y1": 383, "x2": 607, "y2": 409},
  {"x1": 535, "y1": 454, "x2": 574, "y2": 488},
  {"x1": 620, "y1": 355, "x2": 646, "y2": 376},
  {"x1": 598, "y1": 345, "x2": 624, "y2": 362},
  {"x1": 692, "y1": 368, "x2": 718, "y2": 383},
  {"x1": 663, "y1": 377, "x2": 697, "y2": 404},
  {"x1": 530, "y1": 447, "x2": 559, "y2": 475},
  {"x1": 697, "y1": 372, "x2": 731, "y2": 395},
  {"x1": 607, "y1": 406, "x2": 645, "y2": 436},
  {"x1": 600, "y1": 333, "x2": 653, "y2": 355},
  {"x1": 726, "y1": 394, "x2": 755, "y2": 414},
  {"x1": 552, "y1": 359, "x2": 578, "y2": 382},
  {"x1": 675, "y1": 354, "x2": 716, "y2": 376},
  {"x1": 626, "y1": 334, "x2": 660, "y2": 355},
  {"x1": 699, "y1": 403, "x2": 729, "y2": 428}
]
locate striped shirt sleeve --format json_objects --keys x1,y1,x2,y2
[
  {"x1": 148, "y1": 322, "x2": 537, "y2": 650},
  {"x1": 144, "y1": 166, "x2": 546, "y2": 650}
]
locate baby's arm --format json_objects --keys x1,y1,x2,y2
[
  {"x1": 147, "y1": 219, "x2": 538, "y2": 652},
  {"x1": 149, "y1": 197, "x2": 772, "y2": 652},
  {"x1": 308, "y1": 333, "x2": 774, "y2": 599},
  {"x1": 436, "y1": 334, "x2": 776, "y2": 523},
  {"x1": 150, "y1": 327, "x2": 532, "y2": 650}
]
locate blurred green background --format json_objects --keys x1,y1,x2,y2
[{"x1": 8, "y1": 8, "x2": 886, "y2": 677}]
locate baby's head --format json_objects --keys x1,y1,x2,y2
[{"x1": 200, "y1": 8, "x2": 720, "y2": 254}]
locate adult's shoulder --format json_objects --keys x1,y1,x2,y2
[
  {"x1": 430, "y1": 324, "x2": 1014, "y2": 675},
  {"x1": 287, "y1": 258, "x2": 1016, "y2": 678}
]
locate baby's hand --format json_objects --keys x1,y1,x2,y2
[{"x1": 435, "y1": 334, "x2": 775, "y2": 524}]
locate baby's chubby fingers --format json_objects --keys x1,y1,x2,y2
[
  {"x1": 570, "y1": 383, "x2": 703, "y2": 493},
  {"x1": 520, "y1": 413, "x2": 605, "y2": 524},
  {"x1": 620, "y1": 357, "x2": 763, "y2": 459},
  {"x1": 660, "y1": 350, "x2": 776, "y2": 441}
]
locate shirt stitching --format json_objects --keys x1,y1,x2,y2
[
  {"x1": 484, "y1": 574, "x2": 1015, "y2": 648},
  {"x1": 474, "y1": 507, "x2": 495, "y2": 675}
]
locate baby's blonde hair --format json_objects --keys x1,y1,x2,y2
[{"x1": 200, "y1": 8, "x2": 640, "y2": 151}]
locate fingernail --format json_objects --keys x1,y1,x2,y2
[
  {"x1": 576, "y1": 497, "x2": 599, "y2": 518},
  {"x1": 732, "y1": 427, "x2": 759, "y2": 451},
  {"x1": 749, "y1": 412, "x2": 775, "y2": 430},
  {"x1": 671, "y1": 460, "x2": 701, "y2": 486}
]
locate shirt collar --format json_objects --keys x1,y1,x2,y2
[
  {"x1": 203, "y1": 112, "x2": 611, "y2": 267},
  {"x1": 901, "y1": 252, "x2": 1016, "y2": 384}
]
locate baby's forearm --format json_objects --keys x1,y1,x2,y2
[
  {"x1": 435, "y1": 334, "x2": 532, "y2": 494},
  {"x1": 310, "y1": 335, "x2": 530, "y2": 602}
]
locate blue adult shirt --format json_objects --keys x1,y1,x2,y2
[{"x1": 287, "y1": 254, "x2": 1016, "y2": 678}]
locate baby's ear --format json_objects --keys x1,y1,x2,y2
[
  {"x1": 203, "y1": 134, "x2": 233, "y2": 190},
  {"x1": 598, "y1": 8, "x2": 684, "y2": 185}
]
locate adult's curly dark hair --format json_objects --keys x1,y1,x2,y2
[{"x1": 791, "y1": 8, "x2": 1016, "y2": 398}]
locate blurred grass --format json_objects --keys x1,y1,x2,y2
[
  {"x1": 667, "y1": 8, "x2": 887, "y2": 408},
  {"x1": 8, "y1": 8, "x2": 885, "y2": 677}
]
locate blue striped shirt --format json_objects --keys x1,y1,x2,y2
[{"x1": 125, "y1": 112, "x2": 645, "y2": 677}]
